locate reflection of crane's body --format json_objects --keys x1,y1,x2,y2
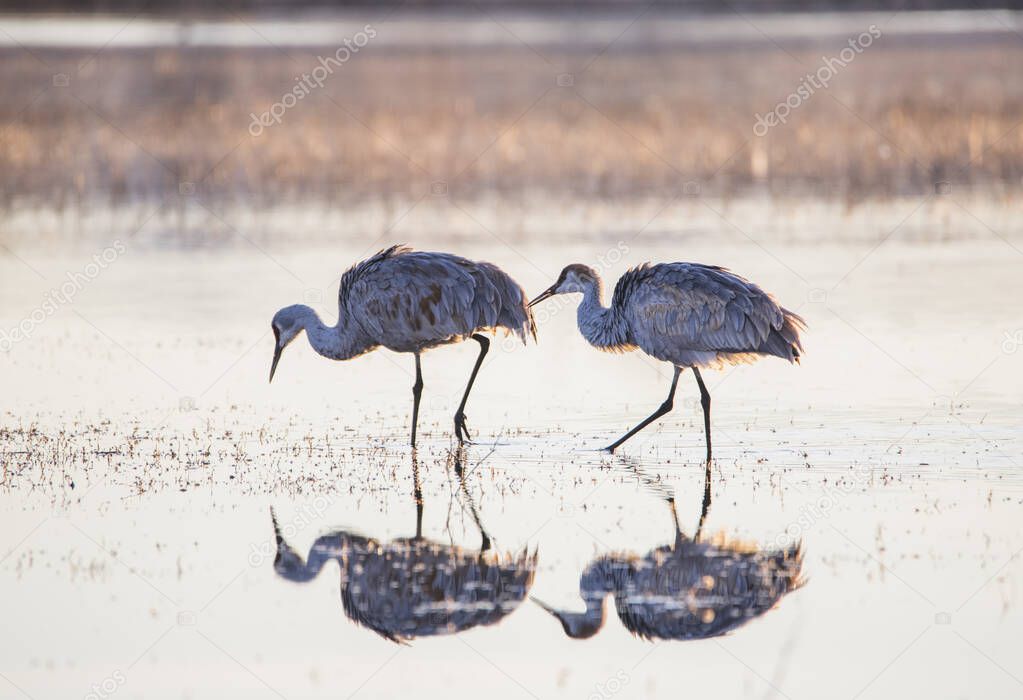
[
  {"x1": 529, "y1": 262, "x2": 805, "y2": 457},
  {"x1": 536, "y1": 462, "x2": 804, "y2": 640},
  {"x1": 269, "y1": 245, "x2": 536, "y2": 446},
  {"x1": 271, "y1": 456, "x2": 536, "y2": 643}
]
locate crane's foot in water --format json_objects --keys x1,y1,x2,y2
[{"x1": 454, "y1": 412, "x2": 473, "y2": 444}]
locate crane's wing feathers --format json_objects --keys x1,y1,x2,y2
[
  {"x1": 275, "y1": 527, "x2": 537, "y2": 644},
  {"x1": 338, "y1": 246, "x2": 535, "y2": 351},
  {"x1": 337, "y1": 244, "x2": 412, "y2": 308},
  {"x1": 614, "y1": 263, "x2": 804, "y2": 367},
  {"x1": 610, "y1": 538, "x2": 804, "y2": 641},
  {"x1": 342, "y1": 542, "x2": 537, "y2": 642}
]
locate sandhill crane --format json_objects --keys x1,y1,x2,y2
[
  {"x1": 529, "y1": 262, "x2": 805, "y2": 458},
  {"x1": 534, "y1": 463, "x2": 804, "y2": 640},
  {"x1": 269, "y1": 454, "x2": 537, "y2": 643},
  {"x1": 270, "y1": 245, "x2": 536, "y2": 446}
]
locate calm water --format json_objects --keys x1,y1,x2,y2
[{"x1": 1, "y1": 234, "x2": 1021, "y2": 699}]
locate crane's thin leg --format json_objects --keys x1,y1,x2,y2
[
  {"x1": 412, "y1": 450, "x2": 424, "y2": 539},
  {"x1": 668, "y1": 496, "x2": 686, "y2": 549},
  {"x1": 666, "y1": 459, "x2": 713, "y2": 547},
  {"x1": 454, "y1": 334, "x2": 489, "y2": 444},
  {"x1": 410, "y1": 353, "x2": 424, "y2": 447},
  {"x1": 604, "y1": 366, "x2": 683, "y2": 453},
  {"x1": 692, "y1": 367, "x2": 712, "y2": 462},
  {"x1": 694, "y1": 458, "x2": 712, "y2": 541},
  {"x1": 454, "y1": 447, "x2": 492, "y2": 551}
]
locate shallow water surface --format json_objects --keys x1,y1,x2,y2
[{"x1": 1, "y1": 236, "x2": 1021, "y2": 699}]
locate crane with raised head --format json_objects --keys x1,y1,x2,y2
[{"x1": 529, "y1": 262, "x2": 804, "y2": 458}]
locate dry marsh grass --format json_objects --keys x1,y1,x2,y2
[{"x1": 0, "y1": 34, "x2": 1021, "y2": 212}]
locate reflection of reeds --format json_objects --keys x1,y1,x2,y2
[{"x1": 1, "y1": 39, "x2": 1020, "y2": 210}]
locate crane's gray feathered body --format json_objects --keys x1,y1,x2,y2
[
  {"x1": 579, "y1": 263, "x2": 804, "y2": 369},
  {"x1": 543, "y1": 534, "x2": 804, "y2": 641},
  {"x1": 601, "y1": 536, "x2": 803, "y2": 640},
  {"x1": 528, "y1": 261, "x2": 806, "y2": 455},
  {"x1": 272, "y1": 521, "x2": 537, "y2": 644},
  {"x1": 340, "y1": 245, "x2": 536, "y2": 355},
  {"x1": 269, "y1": 245, "x2": 536, "y2": 445}
]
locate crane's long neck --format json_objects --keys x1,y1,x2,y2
[
  {"x1": 273, "y1": 525, "x2": 340, "y2": 583},
  {"x1": 299, "y1": 305, "x2": 375, "y2": 361},
  {"x1": 546, "y1": 558, "x2": 617, "y2": 638},
  {"x1": 577, "y1": 277, "x2": 630, "y2": 351}
]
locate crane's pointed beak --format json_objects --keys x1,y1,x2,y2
[
  {"x1": 269, "y1": 329, "x2": 283, "y2": 383},
  {"x1": 530, "y1": 596, "x2": 558, "y2": 615},
  {"x1": 270, "y1": 347, "x2": 282, "y2": 384},
  {"x1": 528, "y1": 285, "x2": 556, "y2": 307},
  {"x1": 269, "y1": 345, "x2": 282, "y2": 383},
  {"x1": 270, "y1": 506, "x2": 284, "y2": 545}
]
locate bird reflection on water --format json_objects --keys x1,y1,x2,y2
[
  {"x1": 535, "y1": 460, "x2": 805, "y2": 641},
  {"x1": 270, "y1": 452, "x2": 537, "y2": 643}
]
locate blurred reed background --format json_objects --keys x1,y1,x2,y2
[{"x1": 1, "y1": 3, "x2": 1021, "y2": 247}]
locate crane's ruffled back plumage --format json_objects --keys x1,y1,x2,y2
[
  {"x1": 339, "y1": 537, "x2": 537, "y2": 643},
  {"x1": 274, "y1": 529, "x2": 537, "y2": 644},
  {"x1": 601, "y1": 263, "x2": 805, "y2": 369},
  {"x1": 556, "y1": 536, "x2": 804, "y2": 642},
  {"x1": 605, "y1": 536, "x2": 804, "y2": 641},
  {"x1": 339, "y1": 245, "x2": 536, "y2": 354}
]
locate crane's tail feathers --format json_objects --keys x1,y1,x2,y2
[
  {"x1": 526, "y1": 306, "x2": 538, "y2": 343},
  {"x1": 502, "y1": 308, "x2": 536, "y2": 344},
  {"x1": 478, "y1": 261, "x2": 537, "y2": 344},
  {"x1": 783, "y1": 308, "x2": 807, "y2": 363},
  {"x1": 776, "y1": 540, "x2": 808, "y2": 592},
  {"x1": 515, "y1": 279, "x2": 538, "y2": 343},
  {"x1": 760, "y1": 307, "x2": 806, "y2": 363}
]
